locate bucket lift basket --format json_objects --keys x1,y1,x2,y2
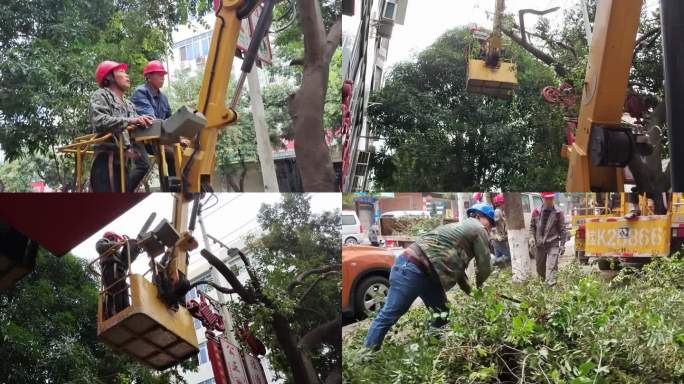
[
  {"x1": 92, "y1": 242, "x2": 199, "y2": 370},
  {"x1": 465, "y1": 33, "x2": 518, "y2": 99}
]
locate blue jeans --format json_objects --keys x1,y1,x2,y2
[
  {"x1": 493, "y1": 240, "x2": 510, "y2": 263},
  {"x1": 364, "y1": 254, "x2": 448, "y2": 349}
]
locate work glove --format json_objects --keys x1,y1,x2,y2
[
  {"x1": 529, "y1": 237, "x2": 536, "y2": 249},
  {"x1": 559, "y1": 245, "x2": 565, "y2": 256}
]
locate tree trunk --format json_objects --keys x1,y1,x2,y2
[
  {"x1": 290, "y1": 0, "x2": 341, "y2": 192},
  {"x1": 271, "y1": 313, "x2": 319, "y2": 384},
  {"x1": 628, "y1": 101, "x2": 669, "y2": 191},
  {"x1": 457, "y1": 193, "x2": 468, "y2": 222},
  {"x1": 503, "y1": 193, "x2": 531, "y2": 282}
]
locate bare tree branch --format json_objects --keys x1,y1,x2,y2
[
  {"x1": 297, "y1": 270, "x2": 340, "y2": 305},
  {"x1": 287, "y1": 264, "x2": 341, "y2": 294},
  {"x1": 502, "y1": 26, "x2": 568, "y2": 77},
  {"x1": 200, "y1": 249, "x2": 257, "y2": 304},
  {"x1": 324, "y1": 18, "x2": 342, "y2": 62}
]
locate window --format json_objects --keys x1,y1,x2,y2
[
  {"x1": 383, "y1": 0, "x2": 397, "y2": 20},
  {"x1": 533, "y1": 196, "x2": 543, "y2": 210},
  {"x1": 176, "y1": 32, "x2": 212, "y2": 63},
  {"x1": 522, "y1": 195, "x2": 531, "y2": 213},
  {"x1": 201, "y1": 38, "x2": 210, "y2": 56},
  {"x1": 198, "y1": 342, "x2": 208, "y2": 365},
  {"x1": 341, "y1": 214, "x2": 357, "y2": 225}
]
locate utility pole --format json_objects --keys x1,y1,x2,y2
[
  {"x1": 198, "y1": 206, "x2": 238, "y2": 345},
  {"x1": 247, "y1": 68, "x2": 280, "y2": 192}
]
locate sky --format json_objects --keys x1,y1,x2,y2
[
  {"x1": 70, "y1": 193, "x2": 341, "y2": 274},
  {"x1": 343, "y1": 0, "x2": 663, "y2": 71}
]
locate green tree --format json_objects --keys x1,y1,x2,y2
[
  {"x1": 0, "y1": 250, "x2": 195, "y2": 383},
  {"x1": 368, "y1": 27, "x2": 566, "y2": 191},
  {"x1": 206, "y1": 194, "x2": 341, "y2": 383}
]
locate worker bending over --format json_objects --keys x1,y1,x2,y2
[
  {"x1": 529, "y1": 193, "x2": 567, "y2": 286},
  {"x1": 364, "y1": 203, "x2": 495, "y2": 350},
  {"x1": 89, "y1": 61, "x2": 152, "y2": 192}
]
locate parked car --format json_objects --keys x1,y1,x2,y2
[
  {"x1": 341, "y1": 210, "x2": 364, "y2": 245},
  {"x1": 342, "y1": 245, "x2": 394, "y2": 321}
]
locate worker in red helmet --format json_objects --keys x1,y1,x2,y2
[
  {"x1": 529, "y1": 193, "x2": 567, "y2": 286},
  {"x1": 491, "y1": 193, "x2": 510, "y2": 266},
  {"x1": 90, "y1": 60, "x2": 152, "y2": 192},
  {"x1": 471, "y1": 192, "x2": 483, "y2": 205},
  {"x1": 96, "y1": 231, "x2": 140, "y2": 318},
  {"x1": 131, "y1": 60, "x2": 189, "y2": 188}
]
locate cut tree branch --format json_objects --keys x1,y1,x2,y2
[{"x1": 502, "y1": 26, "x2": 568, "y2": 77}]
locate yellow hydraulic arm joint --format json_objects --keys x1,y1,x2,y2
[
  {"x1": 181, "y1": 0, "x2": 245, "y2": 192},
  {"x1": 566, "y1": 0, "x2": 642, "y2": 192}
]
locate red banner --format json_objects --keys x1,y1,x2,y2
[
  {"x1": 207, "y1": 336, "x2": 229, "y2": 384},
  {"x1": 243, "y1": 354, "x2": 268, "y2": 384},
  {"x1": 220, "y1": 337, "x2": 250, "y2": 384}
]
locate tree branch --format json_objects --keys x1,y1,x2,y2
[
  {"x1": 200, "y1": 249, "x2": 257, "y2": 304},
  {"x1": 521, "y1": 30, "x2": 578, "y2": 61},
  {"x1": 297, "y1": 0, "x2": 326, "y2": 64},
  {"x1": 633, "y1": 28, "x2": 661, "y2": 57},
  {"x1": 324, "y1": 18, "x2": 342, "y2": 62},
  {"x1": 502, "y1": 26, "x2": 567, "y2": 77},
  {"x1": 299, "y1": 314, "x2": 341, "y2": 349},
  {"x1": 287, "y1": 264, "x2": 341, "y2": 294},
  {"x1": 296, "y1": 270, "x2": 340, "y2": 305}
]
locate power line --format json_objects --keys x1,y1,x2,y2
[{"x1": 201, "y1": 194, "x2": 243, "y2": 219}]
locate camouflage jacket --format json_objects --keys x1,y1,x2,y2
[
  {"x1": 529, "y1": 205, "x2": 567, "y2": 246},
  {"x1": 89, "y1": 88, "x2": 138, "y2": 148},
  {"x1": 491, "y1": 207, "x2": 507, "y2": 242},
  {"x1": 414, "y1": 218, "x2": 492, "y2": 295}
]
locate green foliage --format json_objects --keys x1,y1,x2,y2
[
  {"x1": 390, "y1": 217, "x2": 442, "y2": 237},
  {"x1": 0, "y1": 250, "x2": 194, "y2": 383},
  {"x1": 228, "y1": 194, "x2": 340, "y2": 383},
  {"x1": 343, "y1": 257, "x2": 684, "y2": 383},
  {"x1": 368, "y1": 28, "x2": 566, "y2": 191}
]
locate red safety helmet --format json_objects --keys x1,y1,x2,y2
[
  {"x1": 541, "y1": 192, "x2": 556, "y2": 198},
  {"x1": 493, "y1": 193, "x2": 505, "y2": 205},
  {"x1": 472, "y1": 192, "x2": 482, "y2": 202},
  {"x1": 95, "y1": 60, "x2": 128, "y2": 87},
  {"x1": 143, "y1": 60, "x2": 167, "y2": 76},
  {"x1": 103, "y1": 231, "x2": 124, "y2": 242}
]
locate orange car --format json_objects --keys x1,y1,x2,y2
[{"x1": 342, "y1": 245, "x2": 395, "y2": 321}]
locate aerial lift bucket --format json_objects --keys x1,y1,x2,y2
[
  {"x1": 96, "y1": 271, "x2": 199, "y2": 370},
  {"x1": 466, "y1": 58, "x2": 518, "y2": 99},
  {"x1": 97, "y1": 273, "x2": 199, "y2": 370}
]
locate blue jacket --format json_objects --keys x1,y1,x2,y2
[{"x1": 131, "y1": 83, "x2": 171, "y2": 119}]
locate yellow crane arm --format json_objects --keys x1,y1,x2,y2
[{"x1": 566, "y1": 0, "x2": 642, "y2": 191}]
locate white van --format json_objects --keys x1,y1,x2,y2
[{"x1": 340, "y1": 210, "x2": 364, "y2": 245}]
